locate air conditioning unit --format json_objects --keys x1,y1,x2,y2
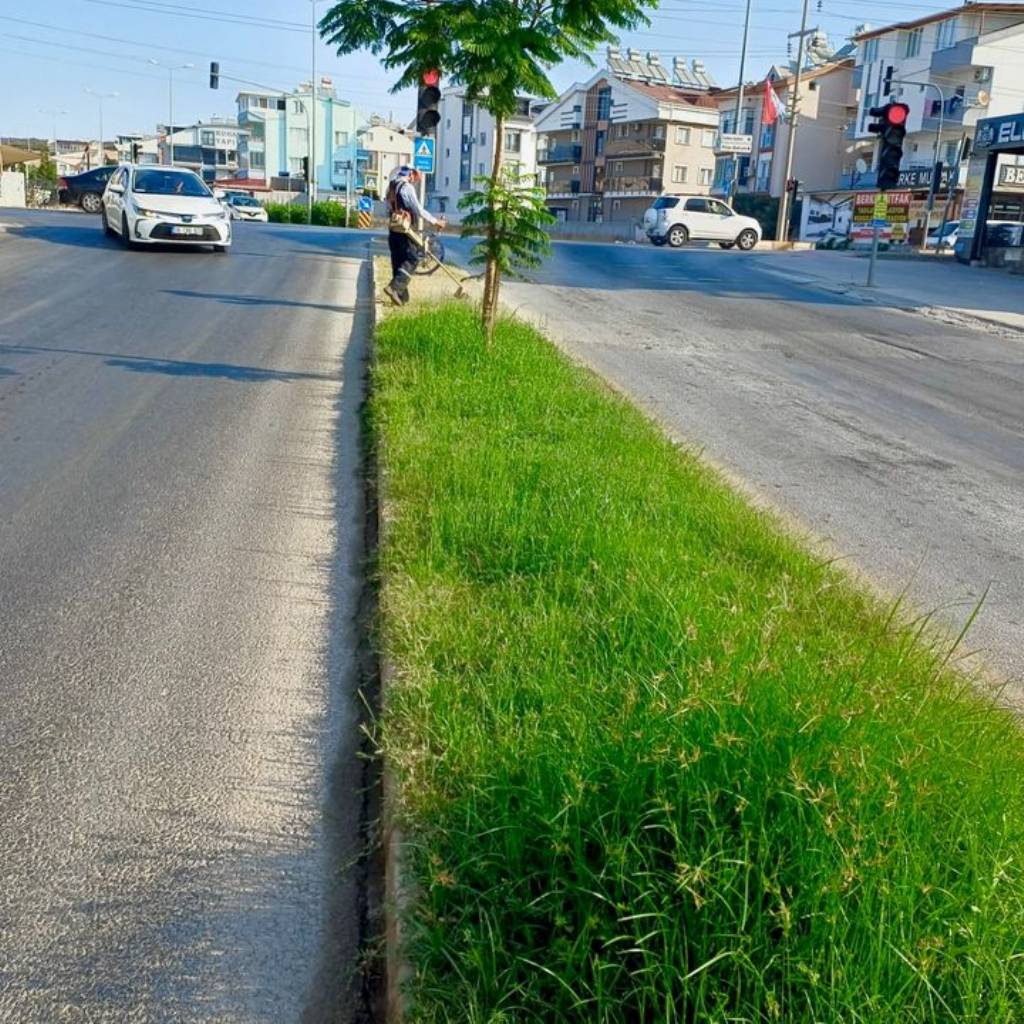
[{"x1": 973, "y1": 66, "x2": 992, "y2": 83}]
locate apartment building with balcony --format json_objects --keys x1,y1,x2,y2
[
  {"x1": 429, "y1": 89, "x2": 539, "y2": 218},
  {"x1": 711, "y1": 51, "x2": 856, "y2": 200},
  {"x1": 157, "y1": 118, "x2": 248, "y2": 180},
  {"x1": 236, "y1": 78, "x2": 361, "y2": 198},
  {"x1": 850, "y1": 2, "x2": 1024, "y2": 211},
  {"x1": 534, "y1": 49, "x2": 719, "y2": 224}
]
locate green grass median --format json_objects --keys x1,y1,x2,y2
[{"x1": 371, "y1": 302, "x2": 1024, "y2": 1023}]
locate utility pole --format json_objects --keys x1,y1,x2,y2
[
  {"x1": 308, "y1": 0, "x2": 317, "y2": 223},
  {"x1": 84, "y1": 89, "x2": 118, "y2": 168},
  {"x1": 774, "y1": 0, "x2": 812, "y2": 244},
  {"x1": 729, "y1": 0, "x2": 753, "y2": 203},
  {"x1": 149, "y1": 61, "x2": 194, "y2": 166}
]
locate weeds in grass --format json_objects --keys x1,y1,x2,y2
[{"x1": 371, "y1": 302, "x2": 1024, "y2": 1023}]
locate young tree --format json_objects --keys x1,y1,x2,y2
[{"x1": 320, "y1": 0, "x2": 651, "y2": 336}]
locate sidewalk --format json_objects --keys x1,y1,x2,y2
[{"x1": 756, "y1": 250, "x2": 1024, "y2": 333}]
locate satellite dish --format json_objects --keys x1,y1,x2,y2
[
  {"x1": 975, "y1": 89, "x2": 991, "y2": 107},
  {"x1": 855, "y1": 158, "x2": 868, "y2": 173}
]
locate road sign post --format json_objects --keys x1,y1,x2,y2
[{"x1": 413, "y1": 137, "x2": 435, "y2": 175}]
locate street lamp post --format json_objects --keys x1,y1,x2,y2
[
  {"x1": 728, "y1": 0, "x2": 753, "y2": 204},
  {"x1": 149, "y1": 60, "x2": 194, "y2": 166},
  {"x1": 40, "y1": 107, "x2": 68, "y2": 153},
  {"x1": 84, "y1": 89, "x2": 118, "y2": 169}
]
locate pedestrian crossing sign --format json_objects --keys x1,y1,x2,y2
[{"x1": 413, "y1": 137, "x2": 435, "y2": 174}]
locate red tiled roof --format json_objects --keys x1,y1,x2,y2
[{"x1": 625, "y1": 82, "x2": 720, "y2": 108}]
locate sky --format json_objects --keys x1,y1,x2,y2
[{"x1": 0, "y1": 0, "x2": 954, "y2": 142}]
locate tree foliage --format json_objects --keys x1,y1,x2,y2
[
  {"x1": 319, "y1": 0, "x2": 651, "y2": 116},
  {"x1": 320, "y1": 0, "x2": 652, "y2": 336}
]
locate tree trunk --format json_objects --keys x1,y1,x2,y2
[{"x1": 481, "y1": 115, "x2": 505, "y2": 342}]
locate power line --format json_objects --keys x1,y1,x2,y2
[{"x1": 83, "y1": 0, "x2": 308, "y2": 33}]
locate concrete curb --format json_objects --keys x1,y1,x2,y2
[
  {"x1": 755, "y1": 261, "x2": 1024, "y2": 337},
  {"x1": 368, "y1": 250, "x2": 414, "y2": 1024}
]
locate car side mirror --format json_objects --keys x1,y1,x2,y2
[{"x1": 109, "y1": 183, "x2": 124, "y2": 194}]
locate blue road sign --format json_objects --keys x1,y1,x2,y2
[
  {"x1": 413, "y1": 136, "x2": 435, "y2": 174},
  {"x1": 357, "y1": 195, "x2": 373, "y2": 213}
]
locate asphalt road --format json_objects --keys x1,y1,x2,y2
[
  {"x1": 499, "y1": 242, "x2": 1024, "y2": 691},
  {"x1": 0, "y1": 209, "x2": 376, "y2": 1022}
]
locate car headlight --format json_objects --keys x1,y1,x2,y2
[
  {"x1": 210, "y1": 211, "x2": 228, "y2": 220},
  {"x1": 135, "y1": 206, "x2": 162, "y2": 219}
]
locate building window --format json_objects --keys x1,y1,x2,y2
[
  {"x1": 201, "y1": 130, "x2": 215, "y2": 146},
  {"x1": 445, "y1": 118, "x2": 451, "y2": 129},
  {"x1": 675, "y1": 126, "x2": 691, "y2": 145},
  {"x1": 614, "y1": 161, "x2": 622, "y2": 173},
  {"x1": 672, "y1": 165, "x2": 688, "y2": 183},
  {"x1": 595, "y1": 130, "x2": 605, "y2": 156},
  {"x1": 903, "y1": 27, "x2": 923, "y2": 58},
  {"x1": 572, "y1": 165, "x2": 580, "y2": 176},
  {"x1": 653, "y1": 123, "x2": 665, "y2": 140},
  {"x1": 612, "y1": 199, "x2": 621, "y2": 209},
  {"x1": 445, "y1": 147, "x2": 451, "y2": 158},
  {"x1": 936, "y1": 17, "x2": 958, "y2": 50},
  {"x1": 760, "y1": 124, "x2": 775, "y2": 149},
  {"x1": 597, "y1": 86, "x2": 612, "y2": 121},
  {"x1": 334, "y1": 130, "x2": 349, "y2": 147},
  {"x1": 478, "y1": 162, "x2": 485, "y2": 174},
  {"x1": 444, "y1": 176, "x2": 449, "y2": 186},
  {"x1": 504, "y1": 130, "x2": 521, "y2": 153},
  {"x1": 572, "y1": 129, "x2": 581, "y2": 142},
  {"x1": 699, "y1": 167, "x2": 713, "y2": 185},
  {"x1": 293, "y1": 100, "x2": 304, "y2": 114},
  {"x1": 743, "y1": 111, "x2": 755, "y2": 135},
  {"x1": 863, "y1": 37, "x2": 879, "y2": 63},
  {"x1": 479, "y1": 131, "x2": 486, "y2": 145},
  {"x1": 702, "y1": 129, "x2": 716, "y2": 148},
  {"x1": 251, "y1": 151, "x2": 265, "y2": 169}
]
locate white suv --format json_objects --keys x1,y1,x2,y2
[{"x1": 644, "y1": 195, "x2": 762, "y2": 251}]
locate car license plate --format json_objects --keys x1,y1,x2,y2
[{"x1": 171, "y1": 226, "x2": 204, "y2": 236}]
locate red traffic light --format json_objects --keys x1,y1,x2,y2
[
  {"x1": 422, "y1": 68, "x2": 440, "y2": 87},
  {"x1": 886, "y1": 102, "x2": 909, "y2": 126}
]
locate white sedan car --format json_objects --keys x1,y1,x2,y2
[
  {"x1": 101, "y1": 165, "x2": 231, "y2": 252},
  {"x1": 226, "y1": 195, "x2": 269, "y2": 222}
]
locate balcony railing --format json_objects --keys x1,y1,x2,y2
[
  {"x1": 537, "y1": 143, "x2": 582, "y2": 164},
  {"x1": 603, "y1": 136, "x2": 666, "y2": 158},
  {"x1": 546, "y1": 179, "x2": 582, "y2": 195},
  {"x1": 603, "y1": 175, "x2": 663, "y2": 195}
]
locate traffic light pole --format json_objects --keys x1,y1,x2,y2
[
  {"x1": 866, "y1": 221, "x2": 880, "y2": 287},
  {"x1": 775, "y1": 0, "x2": 811, "y2": 244}
]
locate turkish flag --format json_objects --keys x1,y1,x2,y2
[{"x1": 761, "y1": 77, "x2": 785, "y2": 125}]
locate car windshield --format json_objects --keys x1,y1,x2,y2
[
  {"x1": 133, "y1": 169, "x2": 211, "y2": 197},
  {"x1": 231, "y1": 196, "x2": 259, "y2": 207},
  {"x1": 928, "y1": 223, "x2": 957, "y2": 236},
  {"x1": 653, "y1": 197, "x2": 679, "y2": 210}
]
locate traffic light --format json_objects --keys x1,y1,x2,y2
[
  {"x1": 301, "y1": 156, "x2": 310, "y2": 181},
  {"x1": 868, "y1": 102, "x2": 909, "y2": 190},
  {"x1": 882, "y1": 64, "x2": 893, "y2": 97},
  {"x1": 210, "y1": 61, "x2": 219, "y2": 90},
  {"x1": 416, "y1": 69, "x2": 441, "y2": 135}
]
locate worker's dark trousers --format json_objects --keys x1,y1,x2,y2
[{"x1": 388, "y1": 231, "x2": 418, "y2": 300}]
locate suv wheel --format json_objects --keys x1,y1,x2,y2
[
  {"x1": 80, "y1": 192, "x2": 102, "y2": 214},
  {"x1": 668, "y1": 225, "x2": 689, "y2": 248},
  {"x1": 736, "y1": 228, "x2": 758, "y2": 251}
]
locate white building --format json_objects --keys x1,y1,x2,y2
[
  {"x1": 429, "y1": 89, "x2": 539, "y2": 217},
  {"x1": 356, "y1": 118, "x2": 414, "y2": 197},
  {"x1": 50, "y1": 139, "x2": 115, "y2": 176},
  {"x1": 157, "y1": 118, "x2": 248, "y2": 179},
  {"x1": 852, "y1": 2, "x2": 1024, "y2": 198},
  {"x1": 236, "y1": 79, "x2": 362, "y2": 198}
]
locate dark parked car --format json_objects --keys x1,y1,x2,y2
[{"x1": 58, "y1": 166, "x2": 117, "y2": 213}]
